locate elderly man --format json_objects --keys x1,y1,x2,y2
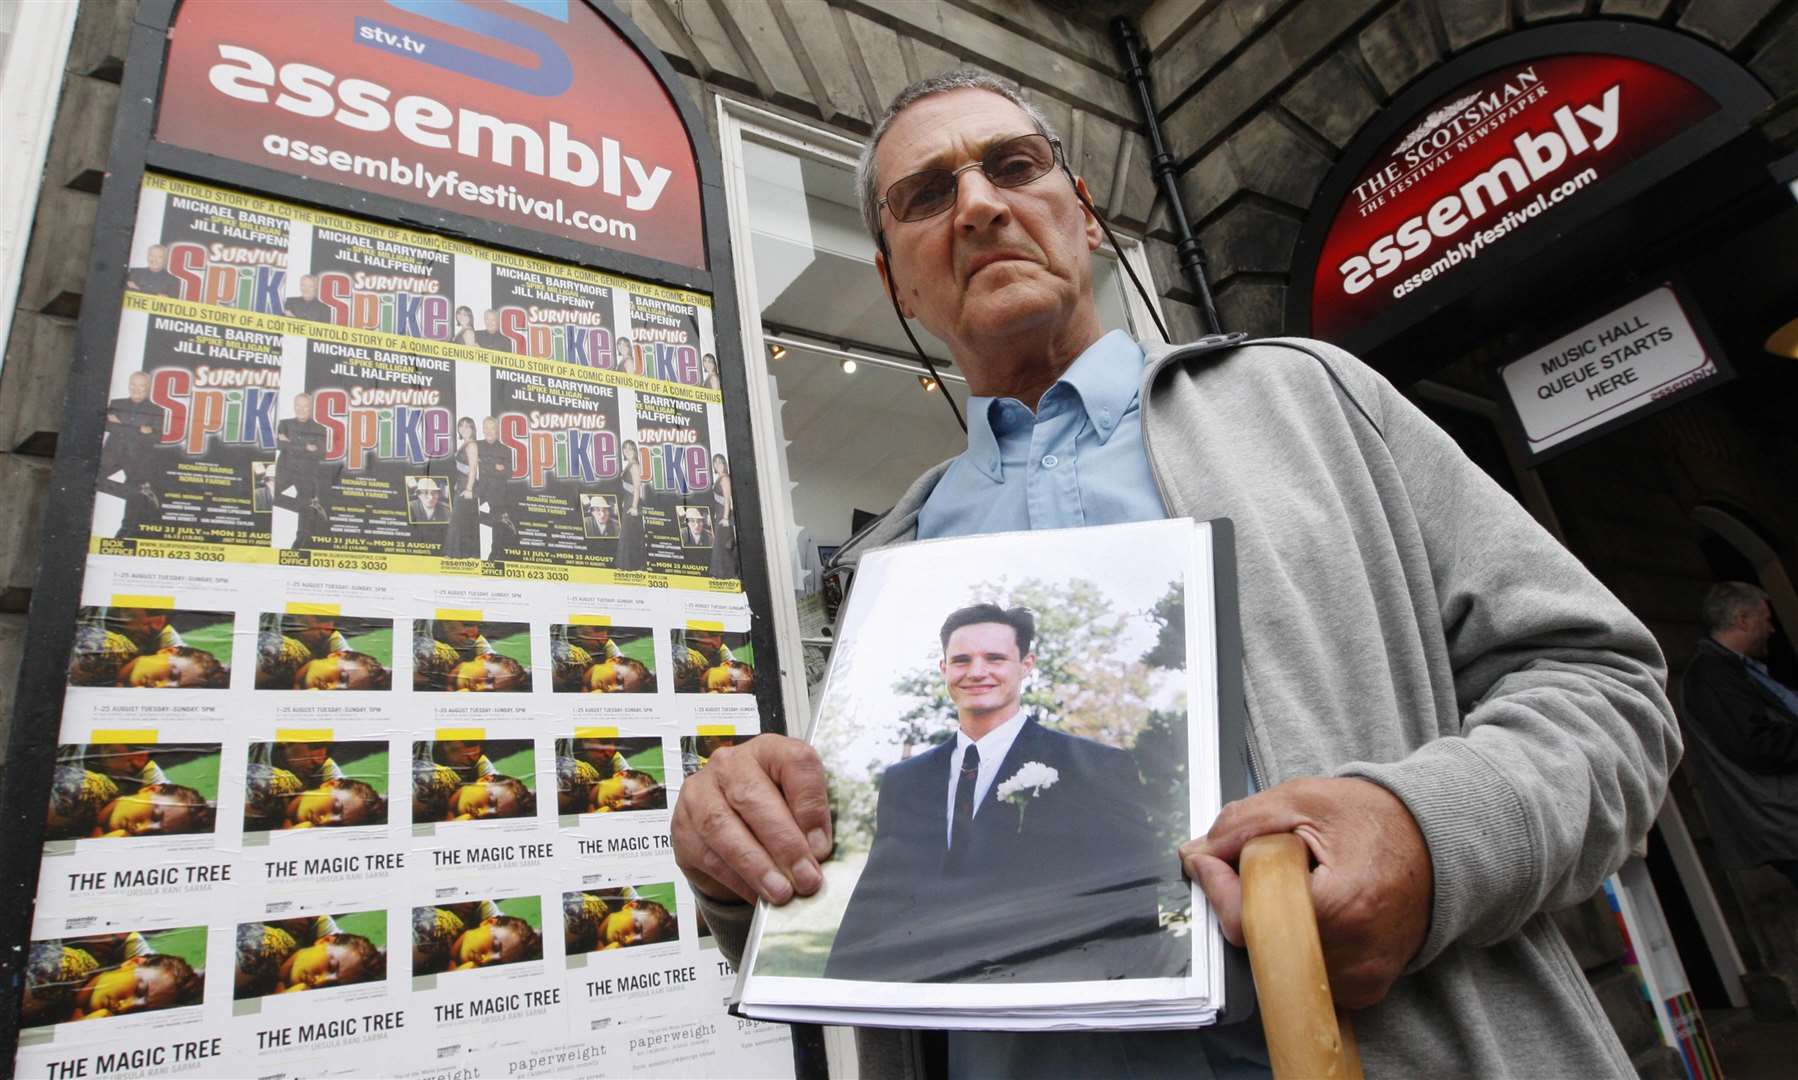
[{"x1": 671, "y1": 71, "x2": 1676, "y2": 1077}]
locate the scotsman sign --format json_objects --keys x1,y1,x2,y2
[{"x1": 1291, "y1": 24, "x2": 1772, "y2": 354}]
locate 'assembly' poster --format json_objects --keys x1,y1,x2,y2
[{"x1": 17, "y1": 173, "x2": 786, "y2": 1079}]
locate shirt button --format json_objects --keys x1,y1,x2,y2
[{"x1": 1041, "y1": 454, "x2": 1059, "y2": 468}]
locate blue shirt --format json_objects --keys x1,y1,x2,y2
[
  {"x1": 917, "y1": 330, "x2": 1167, "y2": 538},
  {"x1": 914, "y1": 329, "x2": 1269, "y2": 1079},
  {"x1": 1745, "y1": 655, "x2": 1798, "y2": 719}
]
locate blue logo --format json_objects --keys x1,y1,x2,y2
[{"x1": 356, "y1": 0, "x2": 572, "y2": 97}]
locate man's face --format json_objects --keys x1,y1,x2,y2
[
  {"x1": 127, "y1": 373, "x2": 150, "y2": 402},
  {"x1": 418, "y1": 484, "x2": 439, "y2": 511},
  {"x1": 437, "y1": 620, "x2": 481, "y2": 646},
  {"x1": 282, "y1": 742, "x2": 330, "y2": 773},
  {"x1": 574, "y1": 739, "x2": 618, "y2": 766},
  {"x1": 570, "y1": 625, "x2": 610, "y2": 651},
  {"x1": 145, "y1": 246, "x2": 167, "y2": 272},
  {"x1": 1741, "y1": 600, "x2": 1777, "y2": 659},
  {"x1": 293, "y1": 394, "x2": 312, "y2": 423},
  {"x1": 483, "y1": 310, "x2": 500, "y2": 332},
  {"x1": 940, "y1": 622, "x2": 1033, "y2": 722},
  {"x1": 685, "y1": 509, "x2": 704, "y2": 535},
  {"x1": 299, "y1": 275, "x2": 319, "y2": 300},
  {"x1": 439, "y1": 741, "x2": 483, "y2": 768},
  {"x1": 292, "y1": 617, "x2": 337, "y2": 650},
  {"x1": 482, "y1": 417, "x2": 499, "y2": 440},
  {"x1": 873, "y1": 89, "x2": 1102, "y2": 361},
  {"x1": 116, "y1": 608, "x2": 165, "y2": 644},
  {"x1": 97, "y1": 745, "x2": 151, "y2": 778},
  {"x1": 593, "y1": 502, "x2": 611, "y2": 525}
]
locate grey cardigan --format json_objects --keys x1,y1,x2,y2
[{"x1": 698, "y1": 337, "x2": 1676, "y2": 1078}]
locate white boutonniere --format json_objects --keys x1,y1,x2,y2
[{"x1": 996, "y1": 761, "x2": 1059, "y2": 832}]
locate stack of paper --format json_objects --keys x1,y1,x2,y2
[{"x1": 733, "y1": 519, "x2": 1238, "y2": 1030}]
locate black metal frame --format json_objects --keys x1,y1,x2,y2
[
  {"x1": 1285, "y1": 21, "x2": 1773, "y2": 354},
  {"x1": 0, "y1": 3, "x2": 814, "y2": 1074}
]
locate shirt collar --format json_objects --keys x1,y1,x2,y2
[
  {"x1": 962, "y1": 329, "x2": 1146, "y2": 482},
  {"x1": 954, "y1": 707, "x2": 1029, "y2": 757}
]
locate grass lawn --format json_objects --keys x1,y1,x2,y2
[
  {"x1": 487, "y1": 628, "x2": 531, "y2": 665},
  {"x1": 633, "y1": 881, "x2": 677, "y2": 914},
  {"x1": 182, "y1": 619, "x2": 235, "y2": 667},
  {"x1": 343, "y1": 624, "x2": 393, "y2": 667},
  {"x1": 753, "y1": 850, "x2": 865, "y2": 978},
  {"x1": 622, "y1": 742, "x2": 666, "y2": 785},
  {"x1": 334, "y1": 745, "x2": 388, "y2": 796},
  {"x1": 617, "y1": 631, "x2": 656, "y2": 672},
  {"x1": 333, "y1": 910, "x2": 387, "y2": 950},
  {"x1": 146, "y1": 925, "x2": 209, "y2": 970},
  {"x1": 160, "y1": 751, "x2": 221, "y2": 802},
  {"x1": 488, "y1": 745, "x2": 535, "y2": 789},
  {"x1": 496, "y1": 896, "x2": 542, "y2": 929}
]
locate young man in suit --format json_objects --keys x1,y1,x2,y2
[{"x1": 824, "y1": 604, "x2": 1165, "y2": 983}]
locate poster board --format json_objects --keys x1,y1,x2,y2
[{"x1": 0, "y1": 2, "x2": 800, "y2": 1076}]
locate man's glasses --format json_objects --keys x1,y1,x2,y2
[{"x1": 879, "y1": 133, "x2": 1062, "y2": 223}]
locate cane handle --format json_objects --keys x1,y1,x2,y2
[{"x1": 1240, "y1": 833, "x2": 1364, "y2": 1079}]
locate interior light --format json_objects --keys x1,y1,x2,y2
[
  {"x1": 840, "y1": 359, "x2": 857, "y2": 374},
  {"x1": 1766, "y1": 317, "x2": 1798, "y2": 359},
  {"x1": 919, "y1": 376, "x2": 937, "y2": 392},
  {"x1": 769, "y1": 344, "x2": 787, "y2": 360}
]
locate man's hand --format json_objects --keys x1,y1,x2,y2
[
  {"x1": 672, "y1": 734, "x2": 833, "y2": 905},
  {"x1": 1180, "y1": 777, "x2": 1432, "y2": 1009}
]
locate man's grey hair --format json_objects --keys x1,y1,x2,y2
[
  {"x1": 1702, "y1": 581, "x2": 1768, "y2": 634},
  {"x1": 855, "y1": 70, "x2": 1062, "y2": 243}
]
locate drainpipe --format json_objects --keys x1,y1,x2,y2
[{"x1": 1112, "y1": 16, "x2": 1223, "y2": 334}]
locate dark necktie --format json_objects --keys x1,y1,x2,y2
[{"x1": 951, "y1": 744, "x2": 980, "y2": 852}]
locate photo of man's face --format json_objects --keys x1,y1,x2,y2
[
  {"x1": 293, "y1": 393, "x2": 313, "y2": 423},
  {"x1": 299, "y1": 275, "x2": 319, "y2": 301},
  {"x1": 290, "y1": 617, "x2": 337, "y2": 651},
  {"x1": 145, "y1": 245, "x2": 167, "y2": 272},
  {"x1": 436, "y1": 621, "x2": 481, "y2": 647},
  {"x1": 939, "y1": 621, "x2": 1034, "y2": 723},
  {"x1": 416, "y1": 483, "x2": 440, "y2": 512},
  {"x1": 127, "y1": 372, "x2": 150, "y2": 402}
]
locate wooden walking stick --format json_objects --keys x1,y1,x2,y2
[{"x1": 1240, "y1": 833, "x2": 1364, "y2": 1079}]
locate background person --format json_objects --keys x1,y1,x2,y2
[{"x1": 1681, "y1": 581, "x2": 1798, "y2": 890}]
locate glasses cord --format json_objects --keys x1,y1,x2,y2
[
  {"x1": 879, "y1": 231, "x2": 968, "y2": 433},
  {"x1": 879, "y1": 166, "x2": 1171, "y2": 435}
]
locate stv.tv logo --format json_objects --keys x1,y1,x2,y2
[{"x1": 356, "y1": 0, "x2": 574, "y2": 97}]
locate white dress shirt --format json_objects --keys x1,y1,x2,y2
[{"x1": 943, "y1": 708, "x2": 1029, "y2": 848}]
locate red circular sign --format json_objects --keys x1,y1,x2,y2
[{"x1": 158, "y1": 0, "x2": 705, "y2": 269}]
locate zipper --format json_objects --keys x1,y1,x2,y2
[
  {"x1": 1135, "y1": 333, "x2": 1245, "y2": 516},
  {"x1": 1136, "y1": 333, "x2": 1265, "y2": 794},
  {"x1": 1244, "y1": 709, "x2": 1268, "y2": 793}
]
